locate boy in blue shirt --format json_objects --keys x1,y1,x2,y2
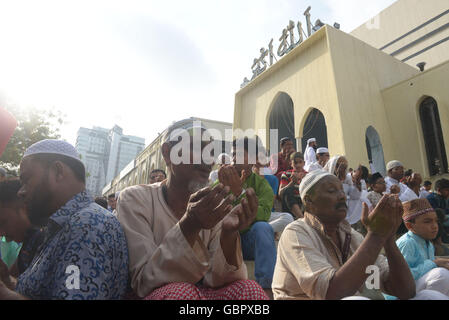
[{"x1": 397, "y1": 198, "x2": 449, "y2": 298}]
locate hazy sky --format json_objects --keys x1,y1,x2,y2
[{"x1": 0, "y1": 0, "x2": 396, "y2": 146}]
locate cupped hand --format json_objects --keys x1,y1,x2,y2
[
  {"x1": 361, "y1": 194, "x2": 403, "y2": 241},
  {"x1": 185, "y1": 183, "x2": 235, "y2": 230},
  {"x1": 218, "y1": 165, "x2": 248, "y2": 196},
  {"x1": 222, "y1": 188, "x2": 258, "y2": 234}
]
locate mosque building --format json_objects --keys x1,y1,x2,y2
[{"x1": 234, "y1": 0, "x2": 449, "y2": 181}]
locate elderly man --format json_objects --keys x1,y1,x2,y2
[
  {"x1": 0, "y1": 139, "x2": 129, "y2": 300},
  {"x1": 304, "y1": 138, "x2": 317, "y2": 170},
  {"x1": 385, "y1": 160, "x2": 408, "y2": 196},
  {"x1": 116, "y1": 120, "x2": 267, "y2": 300},
  {"x1": 272, "y1": 169, "x2": 447, "y2": 300},
  {"x1": 270, "y1": 137, "x2": 295, "y2": 181},
  {"x1": 306, "y1": 147, "x2": 330, "y2": 172}
]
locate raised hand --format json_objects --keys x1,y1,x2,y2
[
  {"x1": 390, "y1": 184, "x2": 401, "y2": 195},
  {"x1": 222, "y1": 188, "x2": 258, "y2": 234},
  {"x1": 218, "y1": 165, "x2": 248, "y2": 197},
  {"x1": 361, "y1": 194, "x2": 403, "y2": 241},
  {"x1": 185, "y1": 184, "x2": 235, "y2": 230}
]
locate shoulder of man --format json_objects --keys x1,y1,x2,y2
[{"x1": 63, "y1": 201, "x2": 128, "y2": 253}]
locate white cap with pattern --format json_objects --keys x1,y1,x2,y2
[
  {"x1": 299, "y1": 169, "x2": 334, "y2": 201},
  {"x1": 307, "y1": 138, "x2": 316, "y2": 145},
  {"x1": 23, "y1": 139, "x2": 84, "y2": 166}
]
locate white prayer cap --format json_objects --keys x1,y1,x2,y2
[
  {"x1": 163, "y1": 118, "x2": 209, "y2": 143},
  {"x1": 386, "y1": 160, "x2": 404, "y2": 171},
  {"x1": 299, "y1": 169, "x2": 334, "y2": 201},
  {"x1": 317, "y1": 147, "x2": 329, "y2": 154},
  {"x1": 23, "y1": 139, "x2": 84, "y2": 166},
  {"x1": 307, "y1": 138, "x2": 316, "y2": 144}
]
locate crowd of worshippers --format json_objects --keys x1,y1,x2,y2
[{"x1": 0, "y1": 119, "x2": 449, "y2": 300}]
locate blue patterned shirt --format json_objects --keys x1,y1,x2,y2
[{"x1": 15, "y1": 191, "x2": 129, "y2": 300}]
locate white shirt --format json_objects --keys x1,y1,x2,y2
[
  {"x1": 419, "y1": 188, "x2": 430, "y2": 199},
  {"x1": 304, "y1": 146, "x2": 316, "y2": 167},
  {"x1": 399, "y1": 187, "x2": 419, "y2": 203},
  {"x1": 344, "y1": 173, "x2": 365, "y2": 225},
  {"x1": 385, "y1": 176, "x2": 408, "y2": 195},
  {"x1": 305, "y1": 162, "x2": 322, "y2": 172}
]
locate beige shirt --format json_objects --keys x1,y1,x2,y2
[
  {"x1": 116, "y1": 183, "x2": 247, "y2": 298},
  {"x1": 272, "y1": 212, "x2": 389, "y2": 300}
]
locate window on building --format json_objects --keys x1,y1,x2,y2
[{"x1": 419, "y1": 97, "x2": 448, "y2": 176}]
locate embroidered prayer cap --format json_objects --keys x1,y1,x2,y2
[
  {"x1": 387, "y1": 160, "x2": 404, "y2": 171},
  {"x1": 307, "y1": 138, "x2": 316, "y2": 145},
  {"x1": 402, "y1": 198, "x2": 436, "y2": 222},
  {"x1": 299, "y1": 169, "x2": 334, "y2": 201},
  {"x1": 317, "y1": 147, "x2": 329, "y2": 154},
  {"x1": 23, "y1": 139, "x2": 84, "y2": 167},
  {"x1": 163, "y1": 118, "x2": 209, "y2": 143}
]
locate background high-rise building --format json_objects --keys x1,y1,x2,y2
[
  {"x1": 105, "y1": 125, "x2": 145, "y2": 184},
  {"x1": 76, "y1": 125, "x2": 145, "y2": 196}
]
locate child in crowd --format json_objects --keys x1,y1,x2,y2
[
  {"x1": 278, "y1": 152, "x2": 307, "y2": 219},
  {"x1": 366, "y1": 173, "x2": 386, "y2": 209},
  {"x1": 396, "y1": 199, "x2": 449, "y2": 298}
]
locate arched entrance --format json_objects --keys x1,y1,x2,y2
[
  {"x1": 365, "y1": 126, "x2": 386, "y2": 176},
  {"x1": 420, "y1": 97, "x2": 448, "y2": 176},
  {"x1": 269, "y1": 93, "x2": 295, "y2": 153},
  {"x1": 301, "y1": 108, "x2": 328, "y2": 152}
]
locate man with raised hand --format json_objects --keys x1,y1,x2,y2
[{"x1": 116, "y1": 119, "x2": 267, "y2": 300}]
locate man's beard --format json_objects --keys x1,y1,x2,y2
[{"x1": 27, "y1": 178, "x2": 53, "y2": 227}]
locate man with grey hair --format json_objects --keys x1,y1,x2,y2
[
  {"x1": 272, "y1": 169, "x2": 447, "y2": 300},
  {"x1": 385, "y1": 160, "x2": 407, "y2": 196},
  {"x1": 0, "y1": 139, "x2": 129, "y2": 300},
  {"x1": 116, "y1": 119, "x2": 267, "y2": 300}
]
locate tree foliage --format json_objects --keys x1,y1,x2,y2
[{"x1": 0, "y1": 104, "x2": 64, "y2": 174}]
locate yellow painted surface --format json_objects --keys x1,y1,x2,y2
[
  {"x1": 351, "y1": 0, "x2": 449, "y2": 69},
  {"x1": 234, "y1": 23, "x2": 448, "y2": 181},
  {"x1": 234, "y1": 27, "x2": 345, "y2": 156},
  {"x1": 382, "y1": 60, "x2": 449, "y2": 181},
  {"x1": 326, "y1": 26, "x2": 418, "y2": 168}
]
